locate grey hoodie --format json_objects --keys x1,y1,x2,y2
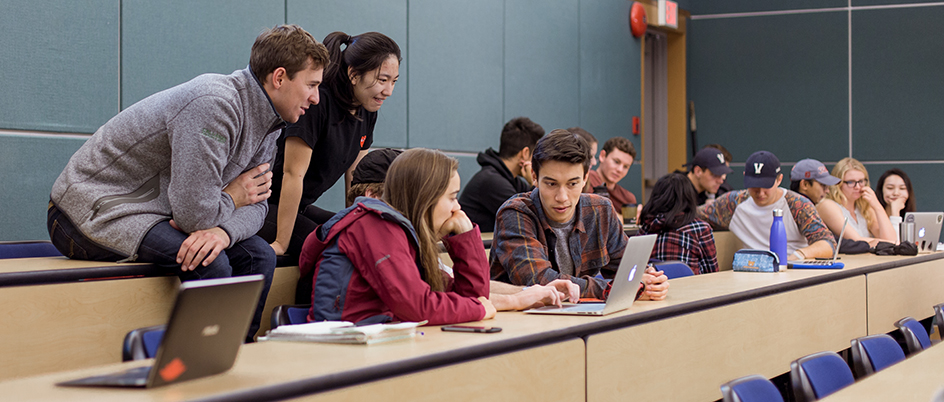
[{"x1": 51, "y1": 67, "x2": 284, "y2": 258}]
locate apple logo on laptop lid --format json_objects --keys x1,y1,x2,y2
[{"x1": 628, "y1": 265, "x2": 637, "y2": 281}]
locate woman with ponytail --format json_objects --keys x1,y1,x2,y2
[{"x1": 260, "y1": 31, "x2": 400, "y2": 272}]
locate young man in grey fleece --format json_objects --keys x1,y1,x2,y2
[{"x1": 47, "y1": 24, "x2": 329, "y2": 342}]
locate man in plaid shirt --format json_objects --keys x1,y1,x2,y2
[{"x1": 489, "y1": 129, "x2": 669, "y2": 301}]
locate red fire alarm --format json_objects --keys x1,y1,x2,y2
[
  {"x1": 630, "y1": 3, "x2": 647, "y2": 38},
  {"x1": 632, "y1": 116, "x2": 640, "y2": 135}
]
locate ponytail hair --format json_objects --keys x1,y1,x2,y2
[{"x1": 322, "y1": 31, "x2": 401, "y2": 113}]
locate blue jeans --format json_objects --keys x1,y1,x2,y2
[{"x1": 48, "y1": 202, "x2": 275, "y2": 342}]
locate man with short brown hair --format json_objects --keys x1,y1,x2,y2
[{"x1": 48, "y1": 24, "x2": 329, "y2": 341}]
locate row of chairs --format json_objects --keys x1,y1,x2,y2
[
  {"x1": 122, "y1": 304, "x2": 311, "y2": 361},
  {"x1": 722, "y1": 310, "x2": 940, "y2": 402}
]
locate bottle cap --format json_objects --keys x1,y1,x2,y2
[{"x1": 772, "y1": 209, "x2": 783, "y2": 217}]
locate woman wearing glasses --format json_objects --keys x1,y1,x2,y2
[{"x1": 816, "y1": 157, "x2": 897, "y2": 246}]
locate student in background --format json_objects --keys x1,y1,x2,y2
[
  {"x1": 48, "y1": 25, "x2": 329, "y2": 341},
  {"x1": 261, "y1": 31, "x2": 401, "y2": 264},
  {"x1": 698, "y1": 151, "x2": 836, "y2": 260},
  {"x1": 817, "y1": 157, "x2": 897, "y2": 246},
  {"x1": 460, "y1": 117, "x2": 544, "y2": 232},
  {"x1": 875, "y1": 168, "x2": 916, "y2": 243},
  {"x1": 490, "y1": 129, "x2": 669, "y2": 301},
  {"x1": 639, "y1": 173, "x2": 718, "y2": 275},
  {"x1": 583, "y1": 136, "x2": 638, "y2": 221},
  {"x1": 702, "y1": 144, "x2": 734, "y2": 199},
  {"x1": 299, "y1": 148, "x2": 577, "y2": 325},
  {"x1": 789, "y1": 158, "x2": 840, "y2": 204},
  {"x1": 685, "y1": 147, "x2": 733, "y2": 206},
  {"x1": 570, "y1": 127, "x2": 599, "y2": 168}
]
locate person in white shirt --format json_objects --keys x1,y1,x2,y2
[{"x1": 698, "y1": 151, "x2": 836, "y2": 260}]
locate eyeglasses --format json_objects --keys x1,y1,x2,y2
[{"x1": 842, "y1": 179, "x2": 869, "y2": 188}]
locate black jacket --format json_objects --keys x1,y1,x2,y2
[{"x1": 459, "y1": 148, "x2": 532, "y2": 232}]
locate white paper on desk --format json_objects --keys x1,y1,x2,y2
[{"x1": 259, "y1": 321, "x2": 428, "y2": 344}]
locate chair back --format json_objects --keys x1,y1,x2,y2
[
  {"x1": 850, "y1": 334, "x2": 905, "y2": 377},
  {"x1": 0, "y1": 241, "x2": 62, "y2": 259},
  {"x1": 896, "y1": 316, "x2": 932, "y2": 355},
  {"x1": 652, "y1": 260, "x2": 694, "y2": 279},
  {"x1": 720, "y1": 374, "x2": 784, "y2": 402},
  {"x1": 931, "y1": 303, "x2": 944, "y2": 345},
  {"x1": 122, "y1": 324, "x2": 166, "y2": 361},
  {"x1": 270, "y1": 304, "x2": 312, "y2": 330},
  {"x1": 790, "y1": 351, "x2": 854, "y2": 402}
]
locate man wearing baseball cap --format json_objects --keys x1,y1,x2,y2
[
  {"x1": 698, "y1": 151, "x2": 836, "y2": 260},
  {"x1": 789, "y1": 159, "x2": 841, "y2": 204},
  {"x1": 686, "y1": 147, "x2": 734, "y2": 206}
]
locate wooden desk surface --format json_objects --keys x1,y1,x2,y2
[
  {"x1": 822, "y1": 342, "x2": 944, "y2": 401},
  {"x1": 1, "y1": 252, "x2": 940, "y2": 401}
]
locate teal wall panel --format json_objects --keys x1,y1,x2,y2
[
  {"x1": 0, "y1": 0, "x2": 119, "y2": 133},
  {"x1": 121, "y1": 0, "x2": 284, "y2": 108},
  {"x1": 288, "y1": 0, "x2": 408, "y2": 149},
  {"x1": 580, "y1": 0, "x2": 643, "y2": 198},
  {"x1": 687, "y1": 11, "x2": 848, "y2": 164},
  {"x1": 408, "y1": 0, "x2": 504, "y2": 152},
  {"x1": 503, "y1": 0, "x2": 580, "y2": 133},
  {"x1": 851, "y1": 6, "x2": 944, "y2": 161},
  {"x1": 1, "y1": 134, "x2": 88, "y2": 241}
]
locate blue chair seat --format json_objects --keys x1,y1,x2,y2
[
  {"x1": 721, "y1": 374, "x2": 784, "y2": 402},
  {"x1": 791, "y1": 351, "x2": 855, "y2": 402},
  {"x1": 896, "y1": 316, "x2": 932, "y2": 355},
  {"x1": 270, "y1": 304, "x2": 312, "y2": 330},
  {"x1": 122, "y1": 325, "x2": 166, "y2": 361},
  {"x1": 651, "y1": 260, "x2": 694, "y2": 279},
  {"x1": 850, "y1": 334, "x2": 905, "y2": 377},
  {"x1": 0, "y1": 241, "x2": 62, "y2": 259}
]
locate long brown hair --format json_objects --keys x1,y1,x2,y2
[
  {"x1": 827, "y1": 157, "x2": 875, "y2": 229},
  {"x1": 382, "y1": 148, "x2": 457, "y2": 292}
]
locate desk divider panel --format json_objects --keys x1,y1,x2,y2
[
  {"x1": 866, "y1": 259, "x2": 944, "y2": 335},
  {"x1": 586, "y1": 276, "x2": 867, "y2": 402},
  {"x1": 0, "y1": 276, "x2": 179, "y2": 380},
  {"x1": 290, "y1": 338, "x2": 585, "y2": 402}
]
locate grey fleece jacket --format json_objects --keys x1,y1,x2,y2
[{"x1": 51, "y1": 67, "x2": 285, "y2": 258}]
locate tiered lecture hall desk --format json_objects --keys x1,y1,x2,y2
[
  {"x1": 0, "y1": 257, "x2": 299, "y2": 381},
  {"x1": 1, "y1": 232, "x2": 943, "y2": 401}
]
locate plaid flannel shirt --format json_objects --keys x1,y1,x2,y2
[
  {"x1": 489, "y1": 189, "x2": 627, "y2": 299},
  {"x1": 638, "y1": 215, "x2": 719, "y2": 275}
]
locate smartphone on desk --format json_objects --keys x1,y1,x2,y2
[{"x1": 441, "y1": 325, "x2": 502, "y2": 333}]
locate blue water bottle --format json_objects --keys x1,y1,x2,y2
[{"x1": 770, "y1": 209, "x2": 788, "y2": 269}]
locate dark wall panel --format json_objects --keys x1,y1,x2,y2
[
  {"x1": 0, "y1": 1, "x2": 120, "y2": 133},
  {"x1": 288, "y1": 0, "x2": 408, "y2": 149},
  {"x1": 851, "y1": 6, "x2": 944, "y2": 161},
  {"x1": 687, "y1": 0, "x2": 846, "y2": 15},
  {"x1": 121, "y1": 0, "x2": 284, "y2": 108},
  {"x1": 687, "y1": 11, "x2": 848, "y2": 164}
]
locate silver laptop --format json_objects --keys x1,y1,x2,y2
[
  {"x1": 526, "y1": 234, "x2": 657, "y2": 316},
  {"x1": 903, "y1": 212, "x2": 944, "y2": 253},
  {"x1": 58, "y1": 275, "x2": 263, "y2": 388}
]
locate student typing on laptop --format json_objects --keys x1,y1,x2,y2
[{"x1": 490, "y1": 129, "x2": 669, "y2": 301}]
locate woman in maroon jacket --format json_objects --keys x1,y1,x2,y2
[{"x1": 299, "y1": 148, "x2": 572, "y2": 325}]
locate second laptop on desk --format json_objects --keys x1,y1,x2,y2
[{"x1": 526, "y1": 234, "x2": 657, "y2": 316}]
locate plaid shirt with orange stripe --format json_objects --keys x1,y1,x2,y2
[{"x1": 488, "y1": 189, "x2": 627, "y2": 299}]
